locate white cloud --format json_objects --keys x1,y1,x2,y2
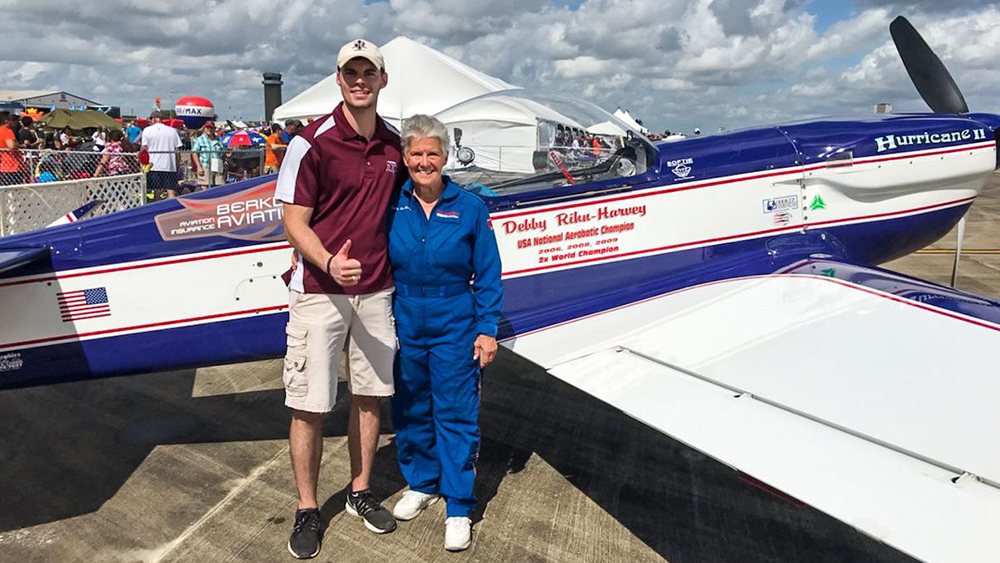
[{"x1": 0, "y1": 0, "x2": 996, "y2": 134}]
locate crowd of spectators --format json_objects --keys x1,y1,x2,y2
[{"x1": 0, "y1": 109, "x2": 305, "y2": 190}]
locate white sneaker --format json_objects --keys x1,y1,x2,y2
[
  {"x1": 444, "y1": 516, "x2": 472, "y2": 551},
  {"x1": 392, "y1": 490, "x2": 440, "y2": 521}
]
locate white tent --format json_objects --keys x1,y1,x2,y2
[
  {"x1": 273, "y1": 36, "x2": 516, "y2": 128},
  {"x1": 613, "y1": 108, "x2": 648, "y2": 135}
]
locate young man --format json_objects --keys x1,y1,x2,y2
[
  {"x1": 275, "y1": 39, "x2": 405, "y2": 559},
  {"x1": 141, "y1": 111, "x2": 183, "y2": 198}
]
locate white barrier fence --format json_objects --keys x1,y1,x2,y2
[{"x1": 0, "y1": 173, "x2": 145, "y2": 237}]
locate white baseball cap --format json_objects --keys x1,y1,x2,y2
[{"x1": 337, "y1": 39, "x2": 385, "y2": 71}]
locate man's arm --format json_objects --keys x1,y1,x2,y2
[
  {"x1": 190, "y1": 145, "x2": 202, "y2": 172},
  {"x1": 282, "y1": 203, "x2": 361, "y2": 287}
]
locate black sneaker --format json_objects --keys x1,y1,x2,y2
[
  {"x1": 287, "y1": 508, "x2": 322, "y2": 559},
  {"x1": 345, "y1": 489, "x2": 397, "y2": 534}
]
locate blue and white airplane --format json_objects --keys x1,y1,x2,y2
[{"x1": 1, "y1": 17, "x2": 997, "y2": 563}]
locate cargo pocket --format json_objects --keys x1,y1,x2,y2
[{"x1": 283, "y1": 323, "x2": 309, "y2": 398}]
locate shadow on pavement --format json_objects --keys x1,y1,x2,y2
[{"x1": 0, "y1": 351, "x2": 917, "y2": 563}]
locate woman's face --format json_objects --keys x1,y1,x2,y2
[{"x1": 405, "y1": 136, "x2": 447, "y2": 190}]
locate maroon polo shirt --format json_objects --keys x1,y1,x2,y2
[{"x1": 275, "y1": 103, "x2": 405, "y2": 295}]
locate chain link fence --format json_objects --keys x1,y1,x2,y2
[
  {"x1": 0, "y1": 175, "x2": 145, "y2": 236},
  {"x1": 0, "y1": 146, "x2": 282, "y2": 236}
]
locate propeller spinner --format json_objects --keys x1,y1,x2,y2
[{"x1": 890, "y1": 16, "x2": 969, "y2": 114}]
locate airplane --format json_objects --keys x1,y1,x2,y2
[{"x1": 1, "y1": 16, "x2": 998, "y2": 563}]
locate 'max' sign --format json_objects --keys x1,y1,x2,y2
[{"x1": 875, "y1": 128, "x2": 986, "y2": 152}]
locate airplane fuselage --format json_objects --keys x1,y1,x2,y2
[{"x1": 1, "y1": 112, "x2": 997, "y2": 387}]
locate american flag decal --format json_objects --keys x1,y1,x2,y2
[{"x1": 57, "y1": 287, "x2": 111, "y2": 322}]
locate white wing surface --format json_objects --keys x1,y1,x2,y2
[{"x1": 503, "y1": 274, "x2": 1000, "y2": 563}]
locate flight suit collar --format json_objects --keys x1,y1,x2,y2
[{"x1": 401, "y1": 176, "x2": 461, "y2": 202}]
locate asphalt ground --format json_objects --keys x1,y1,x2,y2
[{"x1": 1, "y1": 172, "x2": 997, "y2": 563}]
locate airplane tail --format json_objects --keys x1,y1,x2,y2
[{"x1": 46, "y1": 200, "x2": 103, "y2": 228}]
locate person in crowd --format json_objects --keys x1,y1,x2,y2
[
  {"x1": 59, "y1": 127, "x2": 72, "y2": 148},
  {"x1": 280, "y1": 119, "x2": 302, "y2": 144},
  {"x1": 0, "y1": 111, "x2": 23, "y2": 185},
  {"x1": 264, "y1": 123, "x2": 284, "y2": 174},
  {"x1": 387, "y1": 114, "x2": 503, "y2": 552},
  {"x1": 92, "y1": 127, "x2": 107, "y2": 148},
  {"x1": 125, "y1": 120, "x2": 142, "y2": 144},
  {"x1": 94, "y1": 130, "x2": 128, "y2": 177},
  {"x1": 141, "y1": 110, "x2": 183, "y2": 198},
  {"x1": 275, "y1": 39, "x2": 405, "y2": 559},
  {"x1": 190, "y1": 122, "x2": 224, "y2": 189},
  {"x1": 19, "y1": 117, "x2": 41, "y2": 149}
]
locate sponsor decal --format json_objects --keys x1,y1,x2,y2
[
  {"x1": 874, "y1": 128, "x2": 987, "y2": 153},
  {"x1": 176, "y1": 106, "x2": 210, "y2": 116},
  {"x1": 57, "y1": 287, "x2": 111, "y2": 322},
  {"x1": 436, "y1": 210, "x2": 460, "y2": 220},
  {"x1": 809, "y1": 195, "x2": 826, "y2": 211},
  {"x1": 154, "y1": 182, "x2": 285, "y2": 242},
  {"x1": 763, "y1": 195, "x2": 798, "y2": 214},
  {"x1": 0, "y1": 352, "x2": 23, "y2": 372},
  {"x1": 773, "y1": 211, "x2": 792, "y2": 226},
  {"x1": 386, "y1": 161, "x2": 397, "y2": 174},
  {"x1": 667, "y1": 157, "x2": 694, "y2": 179}
]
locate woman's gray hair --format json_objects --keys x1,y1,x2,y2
[{"x1": 401, "y1": 114, "x2": 450, "y2": 155}]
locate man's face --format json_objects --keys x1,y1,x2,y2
[
  {"x1": 285, "y1": 124, "x2": 298, "y2": 135},
  {"x1": 335, "y1": 58, "x2": 387, "y2": 110}
]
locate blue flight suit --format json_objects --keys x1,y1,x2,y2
[{"x1": 387, "y1": 176, "x2": 503, "y2": 517}]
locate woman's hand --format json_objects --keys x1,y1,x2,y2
[{"x1": 473, "y1": 335, "x2": 497, "y2": 369}]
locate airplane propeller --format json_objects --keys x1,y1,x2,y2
[{"x1": 890, "y1": 16, "x2": 969, "y2": 114}]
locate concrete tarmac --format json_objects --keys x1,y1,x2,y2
[{"x1": 2, "y1": 173, "x2": 997, "y2": 563}]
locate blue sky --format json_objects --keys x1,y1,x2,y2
[{"x1": 1, "y1": 0, "x2": 997, "y2": 134}]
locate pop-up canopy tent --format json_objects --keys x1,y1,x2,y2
[
  {"x1": 38, "y1": 109, "x2": 122, "y2": 131},
  {"x1": 273, "y1": 36, "x2": 516, "y2": 128}
]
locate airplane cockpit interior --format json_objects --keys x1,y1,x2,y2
[{"x1": 435, "y1": 90, "x2": 657, "y2": 198}]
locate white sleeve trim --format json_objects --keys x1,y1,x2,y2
[{"x1": 274, "y1": 136, "x2": 313, "y2": 204}]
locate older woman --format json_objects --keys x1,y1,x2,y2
[{"x1": 387, "y1": 114, "x2": 503, "y2": 551}]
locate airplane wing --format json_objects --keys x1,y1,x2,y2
[{"x1": 503, "y1": 260, "x2": 1000, "y2": 563}]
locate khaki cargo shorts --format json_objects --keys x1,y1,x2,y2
[{"x1": 283, "y1": 288, "x2": 396, "y2": 413}]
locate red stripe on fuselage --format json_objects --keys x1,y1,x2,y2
[
  {"x1": 0, "y1": 244, "x2": 294, "y2": 288},
  {"x1": 0, "y1": 304, "x2": 288, "y2": 350}
]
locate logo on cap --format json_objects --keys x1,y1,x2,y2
[{"x1": 353, "y1": 40, "x2": 366, "y2": 51}]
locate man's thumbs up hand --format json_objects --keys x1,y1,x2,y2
[{"x1": 328, "y1": 239, "x2": 363, "y2": 287}]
